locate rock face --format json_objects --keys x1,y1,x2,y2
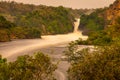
[{"x1": 105, "y1": 0, "x2": 120, "y2": 25}]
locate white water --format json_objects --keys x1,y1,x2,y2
[
  {"x1": 73, "y1": 18, "x2": 80, "y2": 33},
  {"x1": 43, "y1": 18, "x2": 87, "y2": 41},
  {"x1": 0, "y1": 18, "x2": 88, "y2": 59}
]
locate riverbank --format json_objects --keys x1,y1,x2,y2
[{"x1": 0, "y1": 18, "x2": 88, "y2": 80}]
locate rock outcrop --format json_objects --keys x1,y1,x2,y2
[{"x1": 105, "y1": 0, "x2": 120, "y2": 25}]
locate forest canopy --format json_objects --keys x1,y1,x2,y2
[{"x1": 0, "y1": 1, "x2": 78, "y2": 41}]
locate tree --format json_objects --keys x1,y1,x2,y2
[
  {"x1": 0, "y1": 52, "x2": 57, "y2": 80},
  {"x1": 65, "y1": 42, "x2": 120, "y2": 80},
  {"x1": 79, "y1": 8, "x2": 105, "y2": 35},
  {"x1": 0, "y1": 55, "x2": 10, "y2": 80},
  {"x1": 0, "y1": 15, "x2": 15, "y2": 29},
  {"x1": 0, "y1": 15, "x2": 15, "y2": 41}
]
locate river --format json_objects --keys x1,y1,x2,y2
[{"x1": 0, "y1": 18, "x2": 88, "y2": 80}]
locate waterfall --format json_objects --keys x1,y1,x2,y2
[
  {"x1": 73, "y1": 18, "x2": 81, "y2": 33},
  {"x1": 72, "y1": 18, "x2": 88, "y2": 39}
]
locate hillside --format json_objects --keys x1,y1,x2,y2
[
  {"x1": 0, "y1": 1, "x2": 76, "y2": 41},
  {"x1": 0, "y1": 1, "x2": 75, "y2": 34},
  {"x1": 79, "y1": 8, "x2": 106, "y2": 35},
  {"x1": 105, "y1": 0, "x2": 120, "y2": 25},
  {"x1": 79, "y1": 0, "x2": 120, "y2": 35},
  {"x1": 78, "y1": 0, "x2": 120, "y2": 45}
]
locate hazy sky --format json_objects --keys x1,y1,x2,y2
[{"x1": 3, "y1": 0, "x2": 115, "y2": 9}]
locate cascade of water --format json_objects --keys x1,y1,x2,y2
[{"x1": 73, "y1": 18, "x2": 81, "y2": 33}]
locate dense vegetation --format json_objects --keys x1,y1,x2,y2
[
  {"x1": 78, "y1": 0, "x2": 120, "y2": 46},
  {"x1": 79, "y1": 8, "x2": 106, "y2": 35},
  {"x1": 65, "y1": 41, "x2": 120, "y2": 80},
  {"x1": 77, "y1": 5, "x2": 120, "y2": 46},
  {"x1": 0, "y1": 52, "x2": 57, "y2": 80},
  {"x1": 0, "y1": 15, "x2": 41, "y2": 41},
  {"x1": 0, "y1": 1, "x2": 76, "y2": 41},
  {"x1": 0, "y1": 15, "x2": 15, "y2": 41},
  {"x1": 14, "y1": 6, "x2": 74, "y2": 35},
  {"x1": 77, "y1": 16, "x2": 120, "y2": 46}
]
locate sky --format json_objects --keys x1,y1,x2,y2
[{"x1": 2, "y1": 0, "x2": 115, "y2": 9}]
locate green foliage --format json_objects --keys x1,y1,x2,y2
[
  {"x1": 80, "y1": 9, "x2": 105, "y2": 35},
  {"x1": 0, "y1": 15, "x2": 15, "y2": 29},
  {"x1": 105, "y1": 17, "x2": 120, "y2": 39},
  {"x1": 0, "y1": 15, "x2": 15, "y2": 41},
  {"x1": 78, "y1": 14, "x2": 120, "y2": 46},
  {"x1": 11, "y1": 27, "x2": 41, "y2": 39},
  {"x1": 0, "y1": 55, "x2": 7, "y2": 63},
  {"x1": 0, "y1": 15, "x2": 41, "y2": 41},
  {"x1": 0, "y1": 52, "x2": 57, "y2": 80},
  {"x1": 72, "y1": 31, "x2": 112, "y2": 46},
  {"x1": 65, "y1": 41, "x2": 89, "y2": 64},
  {"x1": 65, "y1": 42, "x2": 120, "y2": 80},
  {"x1": 86, "y1": 16, "x2": 120, "y2": 45},
  {"x1": 14, "y1": 6, "x2": 74, "y2": 35},
  {"x1": 87, "y1": 31, "x2": 112, "y2": 45},
  {"x1": 0, "y1": 56, "x2": 9, "y2": 80},
  {"x1": 0, "y1": 29, "x2": 11, "y2": 42}
]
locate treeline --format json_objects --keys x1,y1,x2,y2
[
  {"x1": 0, "y1": 1, "x2": 76, "y2": 41},
  {"x1": 0, "y1": 52, "x2": 57, "y2": 80},
  {"x1": 79, "y1": 8, "x2": 106, "y2": 35},
  {"x1": 0, "y1": 15, "x2": 41, "y2": 42},
  {"x1": 14, "y1": 6, "x2": 74, "y2": 35}
]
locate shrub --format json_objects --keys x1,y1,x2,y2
[
  {"x1": 0, "y1": 52, "x2": 57, "y2": 80},
  {"x1": 66, "y1": 42, "x2": 120, "y2": 80},
  {"x1": 11, "y1": 27, "x2": 41, "y2": 39},
  {"x1": 0, "y1": 29, "x2": 11, "y2": 42}
]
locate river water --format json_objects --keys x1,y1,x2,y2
[
  {"x1": 0, "y1": 18, "x2": 88, "y2": 80},
  {"x1": 0, "y1": 18, "x2": 87, "y2": 59}
]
